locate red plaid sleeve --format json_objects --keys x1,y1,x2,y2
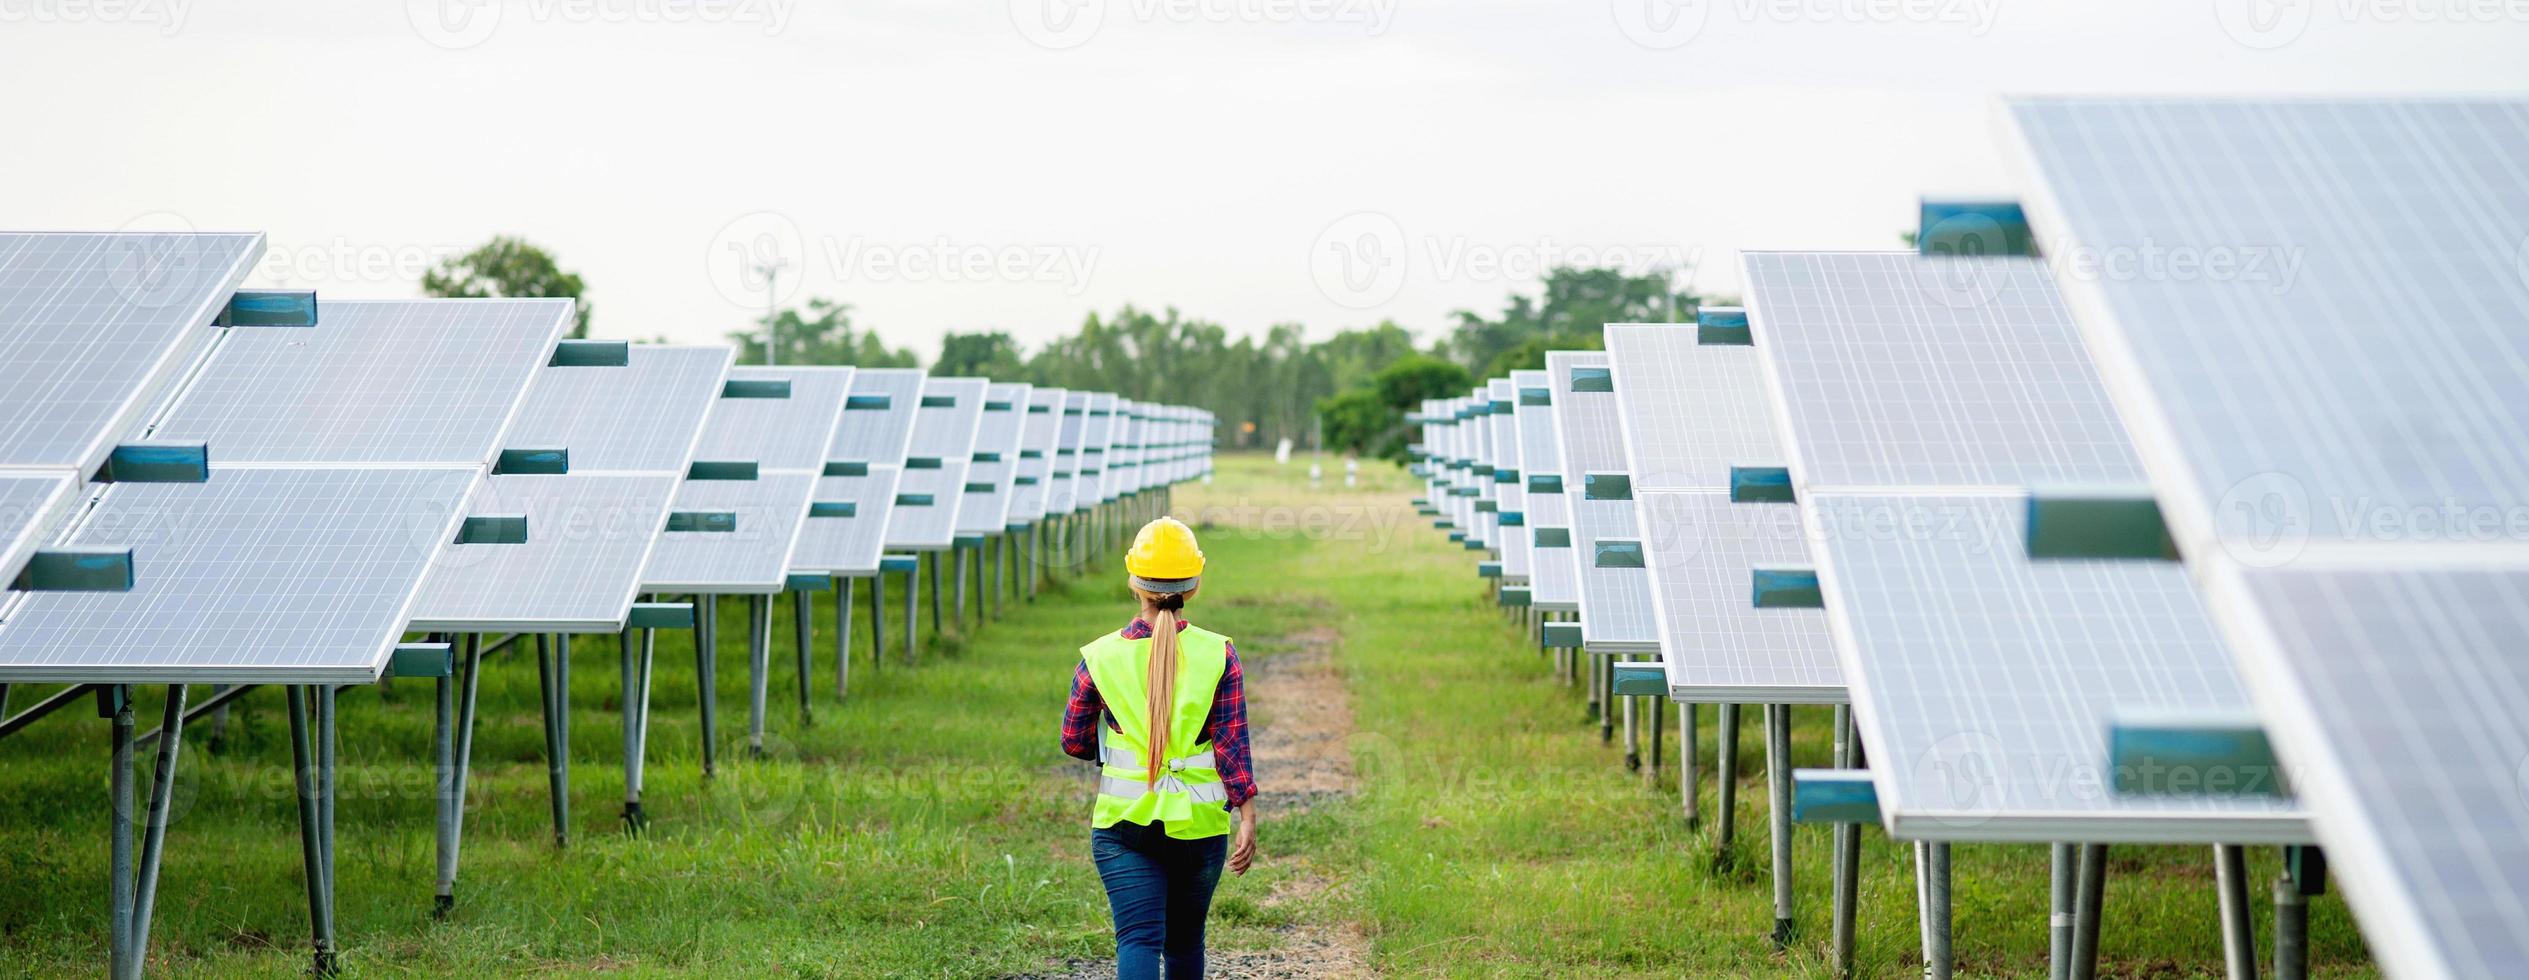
[{"x1": 1059, "y1": 658, "x2": 1105, "y2": 762}]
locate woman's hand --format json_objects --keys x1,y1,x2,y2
[{"x1": 1228, "y1": 803, "x2": 1258, "y2": 876}]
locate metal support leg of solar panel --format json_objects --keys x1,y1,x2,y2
[
  {"x1": 1915, "y1": 840, "x2": 1952, "y2": 980},
  {"x1": 621, "y1": 626, "x2": 655, "y2": 832},
  {"x1": 436, "y1": 634, "x2": 484, "y2": 919},
  {"x1": 1680, "y1": 702, "x2": 1698, "y2": 828},
  {"x1": 1714, "y1": 703, "x2": 1740, "y2": 868},
  {"x1": 695, "y1": 595, "x2": 720, "y2": 777},
  {"x1": 288, "y1": 684, "x2": 340, "y2": 977},
  {"x1": 105, "y1": 684, "x2": 187, "y2": 980},
  {"x1": 1765, "y1": 704, "x2": 1795, "y2": 946},
  {"x1": 746, "y1": 594, "x2": 771, "y2": 756},
  {"x1": 836, "y1": 577, "x2": 856, "y2": 698},
  {"x1": 535, "y1": 634, "x2": 572, "y2": 846},
  {"x1": 791, "y1": 587, "x2": 814, "y2": 725},
  {"x1": 1829, "y1": 706, "x2": 1859, "y2": 978}
]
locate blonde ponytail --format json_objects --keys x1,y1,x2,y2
[{"x1": 1139, "y1": 591, "x2": 1188, "y2": 787}]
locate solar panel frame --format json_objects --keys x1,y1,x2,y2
[
  {"x1": 1006, "y1": 386, "x2": 1067, "y2": 525},
  {"x1": 1488, "y1": 378, "x2": 1529, "y2": 581},
  {"x1": 1550, "y1": 352, "x2": 1658, "y2": 652},
  {"x1": 1052, "y1": 391, "x2": 1090, "y2": 515},
  {"x1": 1743, "y1": 247, "x2": 2302, "y2": 843},
  {"x1": 0, "y1": 465, "x2": 478, "y2": 684},
  {"x1": 642, "y1": 470, "x2": 818, "y2": 594},
  {"x1": 407, "y1": 473, "x2": 678, "y2": 632},
  {"x1": 693, "y1": 365, "x2": 854, "y2": 472},
  {"x1": 2003, "y1": 96, "x2": 2529, "y2": 979},
  {"x1": 1470, "y1": 386, "x2": 1499, "y2": 551},
  {"x1": 1603, "y1": 324, "x2": 1789, "y2": 491},
  {"x1": 498, "y1": 344, "x2": 731, "y2": 475},
  {"x1": 0, "y1": 232, "x2": 262, "y2": 473},
  {"x1": 790, "y1": 463, "x2": 903, "y2": 578},
  {"x1": 956, "y1": 382, "x2": 1032, "y2": 535},
  {"x1": 1085, "y1": 393, "x2": 1124, "y2": 504},
  {"x1": 886, "y1": 377, "x2": 987, "y2": 550},
  {"x1": 786, "y1": 367, "x2": 922, "y2": 577},
  {"x1": 1634, "y1": 491, "x2": 1841, "y2": 703},
  {"x1": 1738, "y1": 253, "x2": 2145, "y2": 491},
  {"x1": 1512, "y1": 372, "x2": 1580, "y2": 612},
  {"x1": 149, "y1": 299, "x2": 573, "y2": 467}
]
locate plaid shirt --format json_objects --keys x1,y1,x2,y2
[{"x1": 1061, "y1": 618, "x2": 1254, "y2": 808}]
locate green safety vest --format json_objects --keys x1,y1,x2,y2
[{"x1": 1081, "y1": 624, "x2": 1233, "y2": 840}]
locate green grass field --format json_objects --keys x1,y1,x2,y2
[{"x1": 0, "y1": 453, "x2": 2375, "y2": 976}]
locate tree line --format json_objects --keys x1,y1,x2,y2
[{"x1": 424, "y1": 238, "x2": 1712, "y2": 459}]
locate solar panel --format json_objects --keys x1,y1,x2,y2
[
  {"x1": 957, "y1": 382, "x2": 1032, "y2": 535},
  {"x1": 785, "y1": 367, "x2": 922, "y2": 577},
  {"x1": 0, "y1": 466, "x2": 478, "y2": 683},
  {"x1": 694, "y1": 366, "x2": 854, "y2": 472},
  {"x1": 408, "y1": 473, "x2": 678, "y2": 631},
  {"x1": 1488, "y1": 378, "x2": 1529, "y2": 581},
  {"x1": 1635, "y1": 490, "x2": 1840, "y2": 702},
  {"x1": 887, "y1": 377, "x2": 987, "y2": 550},
  {"x1": 1006, "y1": 387, "x2": 1067, "y2": 525},
  {"x1": 1814, "y1": 492, "x2": 2300, "y2": 842},
  {"x1": 1512, "y1": 372, "x2": 1579, "y2": 612},
  {"x1": 1743, "y1": 248, "x2": 2295, "y2": 841},
  {"x1": 1740, "y1": 253, "x2": 2144, "y2": 490},
  {"x1": 2005, "y1": 96, "x2": 2529, "y2": 979},
  {"x1": 1051, "y1": 391, "x2": 1089, "y2": 515},
  {"x1": 1601, "y1": 325, "x2": 1838, "y2": 700},
  {"x1": 151, "y1": 299, "x2": 572, "y2": 466},
  {"x1": 642, "y1": 471, "x2": 817, "y2": 593},
  {"x1": 2008, "y1": 98, "x2": 2529, "y2": 547},
  {"x1": 500, "y1": 345, "x2": 730, "y2": 474},
  {"x1": 2241, "y1": 566, "x2": 2529, "y2": 975},
  {"x1": 789, "y1": 464, "x2": 902, "y2": 577},
  {"x1": 0, "y1": 232, "x2": 261, "y2": 471},
  {"x1": 1472, "y1": 386, "x2": 1501, "y2": 550},
  {"x1": 1603, "y1": 324, "x2": 1787, "y2": 491},
  {"x1": 0, "y1": 472, "x2": 76, "y2": 588},
  {"x1": 1085, "y1": 393, "x2": 1123, "y2": 504},
  {"x1": 827, "y1": 367, "x2": 923, "y2": 469},
  {"x1": 1550, "y1": 351, "x2": 1656, "y2": 651}
]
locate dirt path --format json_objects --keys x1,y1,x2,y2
[{"x1": 1035, "y1": 626, "x2": 1374, "y2": 979}]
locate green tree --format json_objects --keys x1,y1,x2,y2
[
  {"x1": 1443, "y1": 265, "x2": 1698, "y2": 374},
  {"x1": 423, "y1": 236, "x2": 593, "y2": 338},
  {"x1": 1315, "y1": 388, "x2": 1393, "y2": 458},
  {"x1": 726, "y1": 297, "x2": 918, "y2": 367},
  {"x1": 934, "y1": 331, "x2": 1027, "y2": 379},
  {"x1": 1374, "y1": 354, "x2": 1474, "y2": 411}
]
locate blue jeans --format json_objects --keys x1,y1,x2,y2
[{"x1": 1091, "y1": 821, "x2": 1228, "y2": 980}]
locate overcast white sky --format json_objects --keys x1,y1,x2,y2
[{"x1": 4, "y1": 0, "x2": 2525, "y2": 355}]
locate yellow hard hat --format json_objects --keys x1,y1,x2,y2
[{"x1": 1125, "y1": 517, "x2": 1205, "y2": 592}]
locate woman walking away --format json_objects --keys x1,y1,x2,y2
[{"x1": 1061, "y1": 517, "x2": 1258, "y2": 979}]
